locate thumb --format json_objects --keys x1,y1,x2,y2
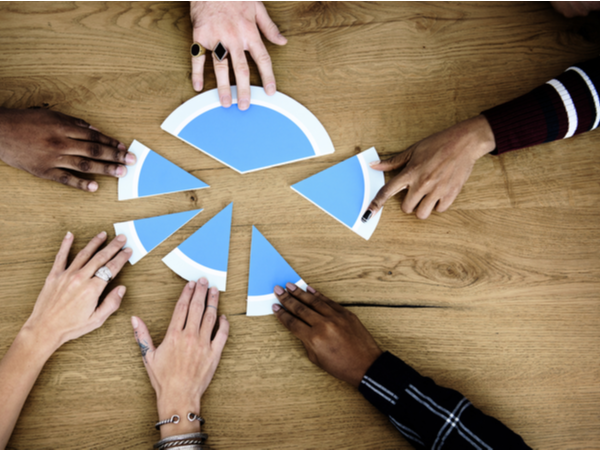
[
  {"x1": 131, "y1": 316, "x2": 156, "y2": 363},
  {"x1": 370, "y1": 148, "x2": 413, "y2": 172},
  {"x1": 256, "y1": 2, "x2": 287, "y2": 45}
]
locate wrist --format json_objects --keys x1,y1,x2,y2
[
  {"x1": 156, "y1": 395, "x2": 202, "y2": 438},
  {"x1": 465, "y1": 114, "x2": 496, "y2": 159},
  {"x1": 12, "y1": 325, "x2": 57, "y2": 367}
]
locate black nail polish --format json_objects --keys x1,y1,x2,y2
[{"x1": 361, "y1": 210, "x2": 372, "y2": 223}]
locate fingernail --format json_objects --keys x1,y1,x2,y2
[
  {"x1": 193, "y1": 81, "x2": 203, "y2": 91},
  {"x1": 188, "y1": 280, "x2": 196, "y2": 289},
  {"x1": 89, "y1": 125, "x2": 100, "y2": 131},
  {"x1": 88, "y1": 181, "x2": 98, "y2": 192},
  {"x1": 369, "y1": 160, "x2": 381, "y2": 166},
  {"x1": 361, "y1": 210, "x2": 373, "y2": 223},
  {"x1": 125, "y1": 153, "x2": 136, "y2": 165},
  {"x1": 97, "y1": 231, "x2": 107, "y2": 239},
  {"x1": 118, "y1": 286, "x2": 126, "y2": 298},
  {"x1": 210, "y1": 287, "x2": 218, "y2": 296},
  {"x1": 278, "y1": 33, "x2": 287, "y2": 43},
  {"x1": 131, "y1": 316, "x2": 138, "y2": 329},
  {"x1": 274, "y1": 285, "x2": 284, "y2": 295},
  {"x1": 116, "y1": 234, "x2": 126, "y2": 242},
  {"x1": 199, "y1": 277, "x2": 208, "y2": 286},
  {"x1": 307, "y1": 285, "x2": 316, "y2": 294},
  {"x1": 272, "y1": 303, "x2": 281, "y2": 312},
  {"x1": 265, "y1": 83, "x2": 276, "y2": 95},
  {"x1": 118, "y1": 142, "x2": 127, "y2": 151},
  {"x1": 221, "y1": 95, "x2": 231, "y2": 107},
  {"x1": 115, "y1": 166, "x2": 126, "y2": 177},
  {"x1": 124, "y1": 247, "x2": 133, "y2": 254},
  {"x1": 285, "y1": 282, "x2": 297, "y2": 292},
  {"x1": 238, "y1": 99, "x2": 249, "y2": 110},
  {"x1": 65, "y1": 231, "x2": 73, "y2": 239},
  {"x1": 221, "y1": 314, "x2": 228, "y2": 321}
]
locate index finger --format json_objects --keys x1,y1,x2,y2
[
  {"x1": 362, "y1": 172, "x2": 410, "y2": 222},
  {"x1": 272, "y1": 302, "x2": 311, "y2": 339}
]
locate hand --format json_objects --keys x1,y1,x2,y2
[
  {"x1": 190, "y1": 1, "x2": 287, "y2": 110},
  {"x1": 551, "y1": 1, "x2": 600, "y2": 17},
  {"x1": 22, "y1": 231, "x2": 131, "y2": 355},
  {"x1": 0, "y1": 108, "x2": 135, "y2": 192},
  {"x1": 273, "y1": 283, "x2": 382, "y2": 388},
  {"x1": 131, "y1": 278, "x2": 229, "y2": 438},
  {"x1": 363, "y1": 114, "x2": 496, "y2": 221}
]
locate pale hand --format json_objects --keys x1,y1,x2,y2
[
  {"x1": 132, "y1": 278, "x2": 229, "y2": 438},
  {"x1": 190, "y1": 1, "x2": 287, "y2": 110},
  {"x1": 0, "y1": 108, "x2": 135, "y2": 192},
  {"x1": 273, "y1": 283, "x2": 382, "y2": 388},
  {"x1": 364, "y1": 114, "x2": 496, "y2": 220},
  {"x1": 22, "y1": 231, "x2": 132, "y2": 355}
]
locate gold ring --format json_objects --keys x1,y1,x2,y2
[{"x1": 190, "y1": 42, "x2": 206, "y2": 58}]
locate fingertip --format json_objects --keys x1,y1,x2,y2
[
  {"x1": 277, "y1": 33, "x2": 288, "y2": 45},
  {"x1": 115, "y1": 166, "x2": 127, "y2": 177},
  {"x1": 238, "y1": 99, "x2": 250, "y2": 110},
  {"x1": 272, "y1": 303, "x2": 281, "y2": 312},
  {"x1": 193, "y1": 80, "x2": 203, "y2": 92},
  {"x1": 89, "y1": 125, "x2": 100, "y2": 132},
  {"x1": 221, "y1": 95, "x2": 232, "y2": 108},
  {"x1": 116, "y1": 233, "x2": 126, "y2": 243},
  {"x1": 187, "y1": 280, "x2": 196, "y2": 290},
  {"x1": 118, "y1": 286, "x2": 126, "y2": 298},
  {"x1": 264, "y1": 83, "x2": 276, "y2": 96},
  {"x1": 118, "y1": 142, "x2": 127, "y2": 151},
  {"x1": 88, "y1": 181, "x2": 98, "y2": 192},
  {"x1": 125, "y1": 152, "x2": 136, "y2": 165},
  {"x1": 131, "y1": 316, "x2": 138, "y2": 329},
  {"x1": 361, "y1": 209, "x2": 373, "y2": 223},
  {"x1": 274, "y1": 285, "x2": 284, "y2": 295},
  {"x1": 306, "y1": 285, "x2": 316, "y2": 294},
  {"x1": 65, "y1": 231, "x2": 73, "y2": 240}
]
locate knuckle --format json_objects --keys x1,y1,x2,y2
[
  {"x1": 103, "y1": 163, "x2": 113, "y2": 175},
  {"x1": 88, "y1": 142, "x2": 102, "y2": 158},
  {"x1": 88, "y1": 130, "x2": 100, "y2": 143},
  {"x1": 256, "y1": 51, "x2": 271, "y2": 66},
  {"x1": 57, "y1": 172, "x2": 71, "y2": 186},
  {"x1": 113, "y1": 148, "x2": 123, "y2": 162},
  {"x1": 47, "y1": 137, "x2": 66, "y2": 151},
  {"x1": 77, "y1": 159, "x2": 91, "y2": 172}
]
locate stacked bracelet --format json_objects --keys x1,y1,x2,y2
[
  {"x1": 155, "y1": 412, "x2": 205, "y2": 430},
  {"x1": 153, "y1": 432, "x2": 208, "y2": 450}
]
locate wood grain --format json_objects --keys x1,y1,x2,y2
[{"x1": 1, "y1": 2, "x2": 599, "y2": 449}]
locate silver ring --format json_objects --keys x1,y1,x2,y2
[
  {"x1": 206, "y1": 305, "x2": 218, "y2": 310},
  {"x1": 94, "y1": 266, "x2": 113, "y2": 282}
]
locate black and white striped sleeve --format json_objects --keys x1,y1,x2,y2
[{"x1": 358, "y1": 352, "x2": 531, "y2": 449}]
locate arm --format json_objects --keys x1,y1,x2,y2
[
  {"x1": 0, "y1": 109, "x2": 135, "y2": 192},
  {"x1": 0, "y1": 231, "x2": 131, "y2": 448},
  {"x1": 131, "y1": 277, "x2": 229, "y2": 443},
  {"x1": 363, "y1": 57, "x2": 600, "y2": 220},
  {"x1": 272, "y1": 283, "x2": 531, "y2": 450},
  {"x1": 190, "y1": 1, "x2": 287, "y2": 110}
]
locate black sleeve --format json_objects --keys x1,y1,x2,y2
[{"x1": 358, "y1": 352, "x2": 531, "y2": 449}]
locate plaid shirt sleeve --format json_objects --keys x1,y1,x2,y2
[
  {"x1": 482, "y1": 57, "x2": 600, "y2": 154},
  {"x1": 358, "y1": 352, "x2": 531, "y2": 449}
]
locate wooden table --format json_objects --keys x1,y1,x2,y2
[{"x1": 1, "y1": 2, "x2": 599, "y2": 449}]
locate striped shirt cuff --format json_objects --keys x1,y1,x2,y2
[{"x1": 482, "y1": 57, "x2": 600, "y2": 154}]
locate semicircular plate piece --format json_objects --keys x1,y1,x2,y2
[
  {"x1": 161, "y1": 86, "x2": 335, "y2": 174},
  {"x1": 247, "y1": 226, "x2": 306, "y2": 316},
  {"x1": 119, "y1": 140, "x2": 209, "y2": 201},
  {"x1": 291, "y1": 147, "x2": 384, "y2": 240},
  {"x1": 114, "y1": 209, "x2": 202, "y2": 265},
  {"x1": 162, "y1": 203, "x2": 233, "y2": 291}
]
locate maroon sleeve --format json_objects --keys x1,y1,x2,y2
[{"x1": 482, "y1": 57, "x2": 600, "y2": 154}]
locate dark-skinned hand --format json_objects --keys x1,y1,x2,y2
[
  {"x1": 0, "y1": 108, "x2": 135, "y2": 192},
  {"x1": 273, "y1": 283, "x2": 382, "y2": 388}
]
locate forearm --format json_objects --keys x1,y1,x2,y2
[
  {"x1": 482, "y1": 57, "x2": 600, "y2": 154},
  {"x1": 0, "y1": 327, "x2": 54, "y2": 449},
  {"x1": 359, "y1": 352, "x2": 531, "y2": 449}
]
